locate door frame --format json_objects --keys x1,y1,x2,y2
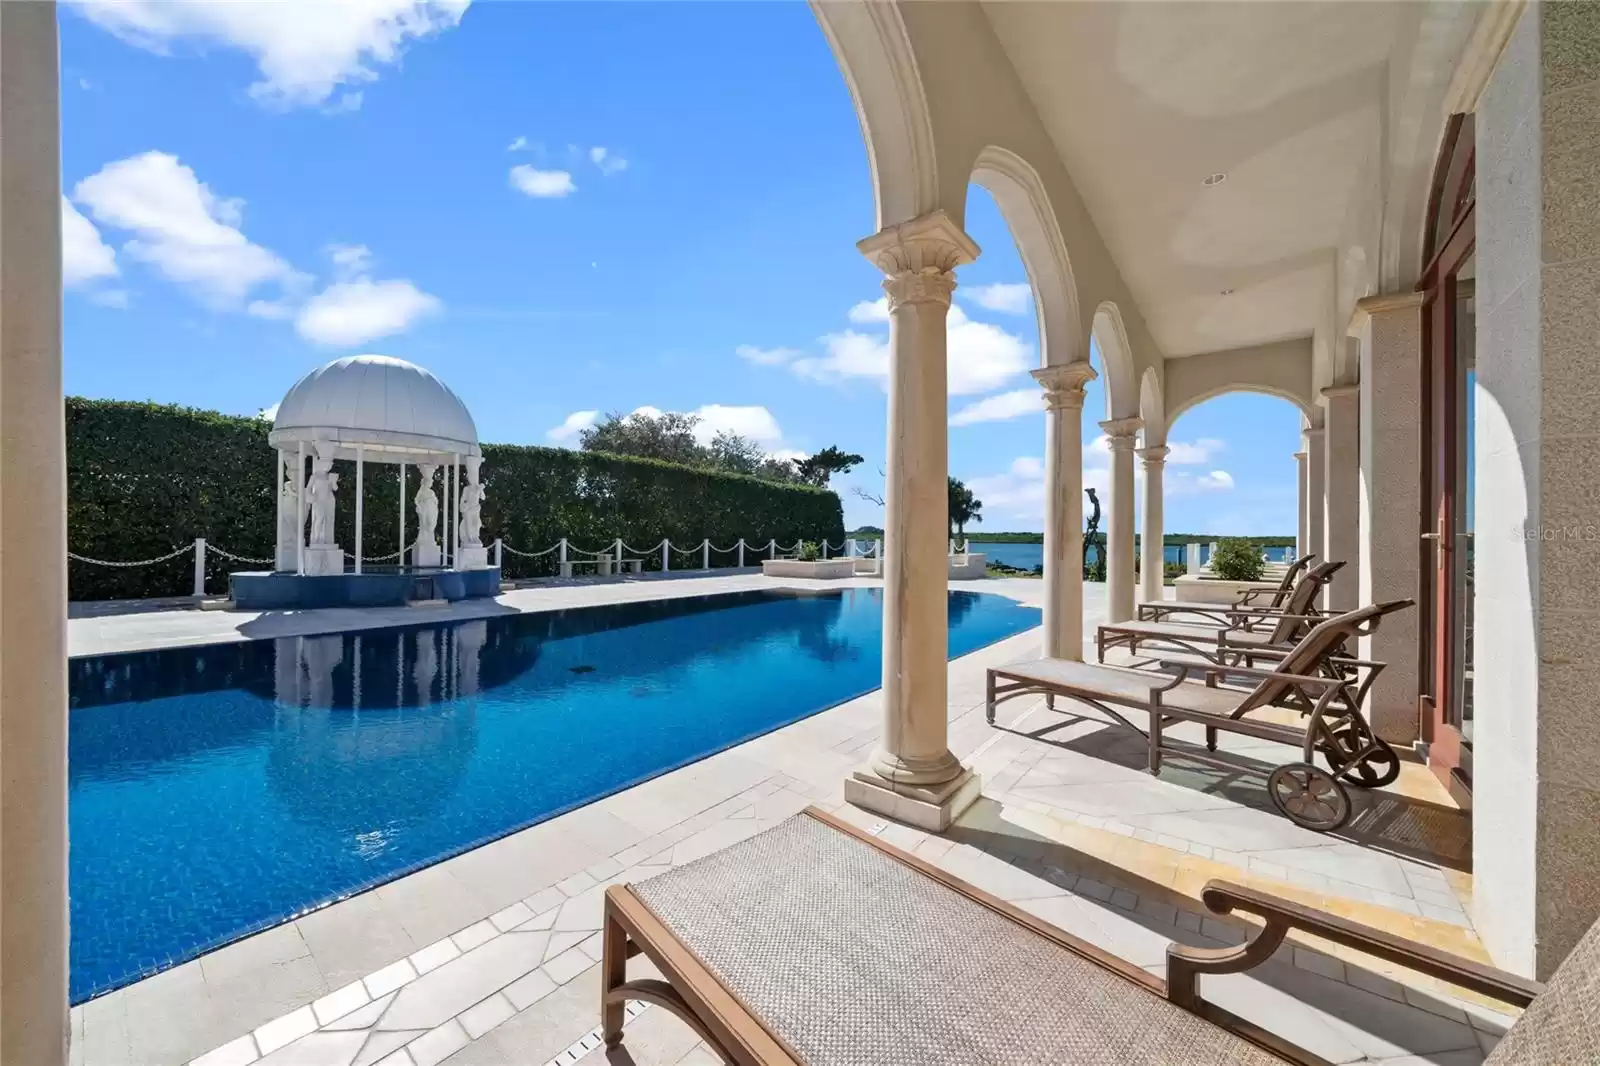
[{"x1": 1416, "y1": 113, "x2": 1475, "y2": 802}]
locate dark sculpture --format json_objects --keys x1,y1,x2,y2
[{"x1": 1083, "y1": 487, "x2": 1101, "y2": 578}]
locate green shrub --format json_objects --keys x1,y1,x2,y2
[
  {"x1": 797, "y1": 541, "x2": 821, "y2": 562},
  {"x1": 66, "y1": 398, "x2": 843, "y2": 600},
  {"x1": 1163, "y1": 561, "x2": 1186, "y2": 584},
  {"x1": 1210, "y1": 538, "x2": 1267, "y2": 582}
]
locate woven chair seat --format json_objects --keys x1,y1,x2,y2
[{"x1": 633, "y1": 814, "x2": 1286, "y2": 1065}]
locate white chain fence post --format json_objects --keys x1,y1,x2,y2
[
  {"x1": 737, "y1": 538, "x2": 745, "y2": 568},
  {"x1": 614, "y1": 538, "x2": 623, "y2": 576},
  {"x1": 493, "y1": 538, "x2": 503, "y2": 569},
  {"x1": 193, "y1": 538, "x2": 207, "y2": 597},
  {"x1": 661, "y1": 539, "x2": 670, "y2": 572},
  {"x1": 769, "y1": 538, "x2": 777, "y2": 560},
  {"x1": 821, "y1": 540, "x2": 829, "y2": 560},
  {"x1": 701, "y1": 539, "x2": 710, "y2": 570}
]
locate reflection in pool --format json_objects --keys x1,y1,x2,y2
[{"x1": 68, "y1": 587, "x2": 1039, "y2": 1001}]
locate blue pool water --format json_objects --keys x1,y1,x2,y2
[{"x1": 68, "y1": 588, "x2": 1039, "y2": 1002}]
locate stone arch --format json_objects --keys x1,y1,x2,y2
[
  {"x1": 1092, "y1": 302, "x2": 1139, "y2": 421},
  {"x1": 969, "y1": 145, "x2": 1083, "y2": 368},
  {"x1": 810, "y1": 0, "x2": 940, "y2": 230},
  {"x1": 1138, "y1": 366, "x2": 1166, "y2": 447},
  {"x1": 1165, "y1": 383, "x2": 1313, "y2": 433}
]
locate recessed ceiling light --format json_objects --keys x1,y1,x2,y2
[
  {"x1": 1203, "y1": 173, "x2": 1227, "y2": 187},
  {"x1": 1220, "y1": 289, "x2": 1235, "y2": 296}
]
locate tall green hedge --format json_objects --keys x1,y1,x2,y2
[{"x1": 66, "y1": 398, "x2": 844, "y2": 601}]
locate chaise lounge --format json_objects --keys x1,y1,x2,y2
[
  {"x1": 601, "y1": 805, "x2": 1566, "y2": 1065},
  {"x1": 1099, "y1": 561, "x2": 1346, "y2": 666},
  {"x1": 1137, "y1": 552, "x2": 1316, "y2": 624},
  {"x1": 991, "y1": 602, "x2": 1413, "y2": 830}
]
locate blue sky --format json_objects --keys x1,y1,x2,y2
[{"x1": 59, "y1": 0, "x2": 1298, "y2": 536}]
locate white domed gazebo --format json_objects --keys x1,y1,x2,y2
[{"x1": 243, "y1": 355, "x2": 495, "y2": 606}]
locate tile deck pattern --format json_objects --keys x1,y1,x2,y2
[{"x1": 70, "y1": 575, "x2": 1511, "y2": 1065}]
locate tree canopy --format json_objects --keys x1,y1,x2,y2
[
  {"x1": 948, "y1": 477, "x2": 983, "y2": 538},
  {"x1": 579, "y1": 410, "x2": 858, "y2": 488}
]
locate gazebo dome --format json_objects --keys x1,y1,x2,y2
[{"x1": 268, "y1": 355, "x2": 479, "y2": 463}]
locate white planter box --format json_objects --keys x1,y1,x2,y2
[
  {"x1": 949, "y1": 553, "x2": 988, "y2": 580},
  {"x1": 762, "y1": 558, "x2": 856, "y2": 579},
  {"x1": 1173, "y1": 574, "x2": 1280, "y2": 604}
]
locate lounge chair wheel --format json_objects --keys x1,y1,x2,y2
[
  {"x1": 1318, "y1": 725, "x2": 1401, "y2": 788},
  {"x1": 1267, "y1": 763, "x2": 1351, "y2": 832}
]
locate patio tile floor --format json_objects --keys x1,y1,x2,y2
[{"x1": 70, "y1": 575, "x2": 1512, "y2": 1065}]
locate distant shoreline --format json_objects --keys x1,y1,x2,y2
[{"x1": 847, "y1": 530, "x2": 1296, "y2": 547}]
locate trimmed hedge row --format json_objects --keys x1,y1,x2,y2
[{"x1": 66, "y1": 398, "x2": 844, "y2": 601}]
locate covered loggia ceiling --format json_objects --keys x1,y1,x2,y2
[{"x1": 980, "y1": 1, "x2": 1457, "y2": 359}]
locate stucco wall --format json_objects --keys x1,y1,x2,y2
[{"x1": 1473, "y1": 0, "x2": 1600, "y2": 980}]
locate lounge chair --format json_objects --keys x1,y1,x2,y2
[
  {"x1": 1138, "y1": 552, "x2": 1315, "y2": 624},
  {"x1": 990, "y1": 602, "x2": 1413, "y2": 830},
  {"x1": 1100, "y1": 562, "x2": 1347, "y2": 667},
  {"x1": 602, "y1": 806, "x2": 1558, "y2": 1065}
]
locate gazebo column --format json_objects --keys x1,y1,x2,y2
[
  {"x1": 355, "y1": 447, "x2": 364, "y2": 575},
  {"x1": 844, "y1": 210, "x2": 981, "y2": 832},
  {"x1": 1101, "y1": 417, "x2": 1142, "y2": 622},
  {"x1": 1033, "y1": 362, "x2": 1096, "y2": 660}
]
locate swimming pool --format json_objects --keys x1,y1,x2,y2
[{"x1": 68, "y1": 587, "x2": 1039, "y2": 1002}]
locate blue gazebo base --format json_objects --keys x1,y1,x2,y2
[{"x1": 229, "y1": 568, "x2": 501, "y2": 610}]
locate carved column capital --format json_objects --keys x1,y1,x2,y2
[
  {"x1": 858, "y1": 210, "x2": 980, "y2": 311},
  {"x1": 1136, "y1": 444, "x2": 1170, "y2": 467},
  {"x1": 1032, "y1": 362, "x2": 1097, "y2": 411},
  {"x1": 1099, "y1": 417, "x2": 1143, "y2": 450}
]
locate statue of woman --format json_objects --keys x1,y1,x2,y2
[
  {"x1": 278, "y1": 471, "x2": 300, "y2": 555},
  {"x1": 306, "y1": 461, "x2": 339, "y2": 546},
  {"x1": 414, "y1": 465, "x2": 439, "y2": 550},
  {"x1": 458, "y1": 481, "x2": 484, "y2": 549}
]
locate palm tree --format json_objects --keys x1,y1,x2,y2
[{"x1": 947, "y1": 477, "x2": 983, "y2": 540}]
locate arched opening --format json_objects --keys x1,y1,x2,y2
[
  {"x1": 1162, "y1": 389, "x2": 1305, "y2": 569},
  {"x1": 1091, "y1": 302, "x2": 1138, "y2": 421}
]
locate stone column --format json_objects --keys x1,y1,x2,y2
[
  {"x1": 844, "y1": 210, "x2": 981, "y2": 832},
  {"x1": 1304, "y1": 424, "x2": 1326, "y2": 564},
  {"x1": 1294, "y1": 451, "x2": 1309, "y2": 558},
  {"x1": 1473, "y1": 1, "x2": 1600, "y2": 979},
  {"x1": 1032, "y1": 362, "x2": 1096, "y2": 660},
  {"x1": 1137, "y1": 445, "x2": 1169, "y2": 606},
  {"x1": 1350, "y1": 291, "x2": 1423, "y2": 746},
  {"x1": 1322, "y1": 385, "x2": 1361, "y2": 610},
  {"x1": 0, "y1": 3, "x2": 70, "y2": 1063},
  {"x1": 1100, "y1": 418, "x2": 1142, "y2": 622}
]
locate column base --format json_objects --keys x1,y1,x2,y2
[
  {"x1": 457, "y1": 545, "x2": 489, "y2": 570},
  {"x1": 844, "y1": 765, "x2": 981, "y2": 833},
  {"x1": 303, "y1": 545, "x2": 344, "y2": 576}
]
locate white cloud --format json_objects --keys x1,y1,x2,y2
[
  {"x1": 295, "y1": 278, "x2": 440, "y2": 346},
  {"x1": 781, "y1": 299, "x2": 1032, "y2": 397},
  {"x1": 949, "y1": 388, "x2": 1042, "y2": 426},
  {"x1": 690, "y1": 404, "x2": 783, "y2": 446},
  {"x1": 328, "y1": 243, "x2": 373, "y2": 278},
  {"x1": 1179, "y1": 469, "x2": 1235, "y2": 493},
  {"x1": 507, "y1": 135, "x2": 529, "y2": 152},
  {"x1": 964, "y1": 282, "x2": 1031, "y2": 315},
  {"x1": 847, "y1": 297, "x2": 889, "y2": 324},
  {"x1": 73, "y1": 151, "x2": 302, "y2": 308},
  {"x1": 547, "y1": 409, "x2": 599, "y2": 443},
  {"x1": 258, "y1": 402, "x2": 280, "y2": 421},
  {"x1": 968, "y1": 456, "x2": 1048, "y2": 519},
  {"x1": 510, "y1": 165, "x2": 576, "y2": 198},
  {"x1": 1167, "y1": 437, "x2": 1225, "y2": 465},
  {"x1": 61, "y1": 195, "x2": 119, "y2": 287},
  {"x1": 735, "y1": 344, "x2": 799, "y2": 367},
  {"x1": 555, "y1": 404, "x2": 791, "y2": 453},
  {"x1": 67, "y1": 0, "x2": 469, "y2": 109},
  {"x1": 90, "y1": 289, "x2": 131, "y2": 309},
  {"x1": 589, "y1": 146, "x2": 628, "y2": 176}
]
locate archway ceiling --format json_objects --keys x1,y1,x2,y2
[{"x1": 979, "y1": 1, "x2": 1465, "y2": 359}]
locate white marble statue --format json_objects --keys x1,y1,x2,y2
[
  {"x1": 277, "y1": 468, "x2": 300, "y2": 555},
  {"x1": 306, "y1": 459, "x2": 340, "y2": 546},
  {"x1": 458, "y1": 480, "x2": 484, "y2": 549},
  {"x1": 414, "y1": 463, "x2": 439, "y2": 553}
]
